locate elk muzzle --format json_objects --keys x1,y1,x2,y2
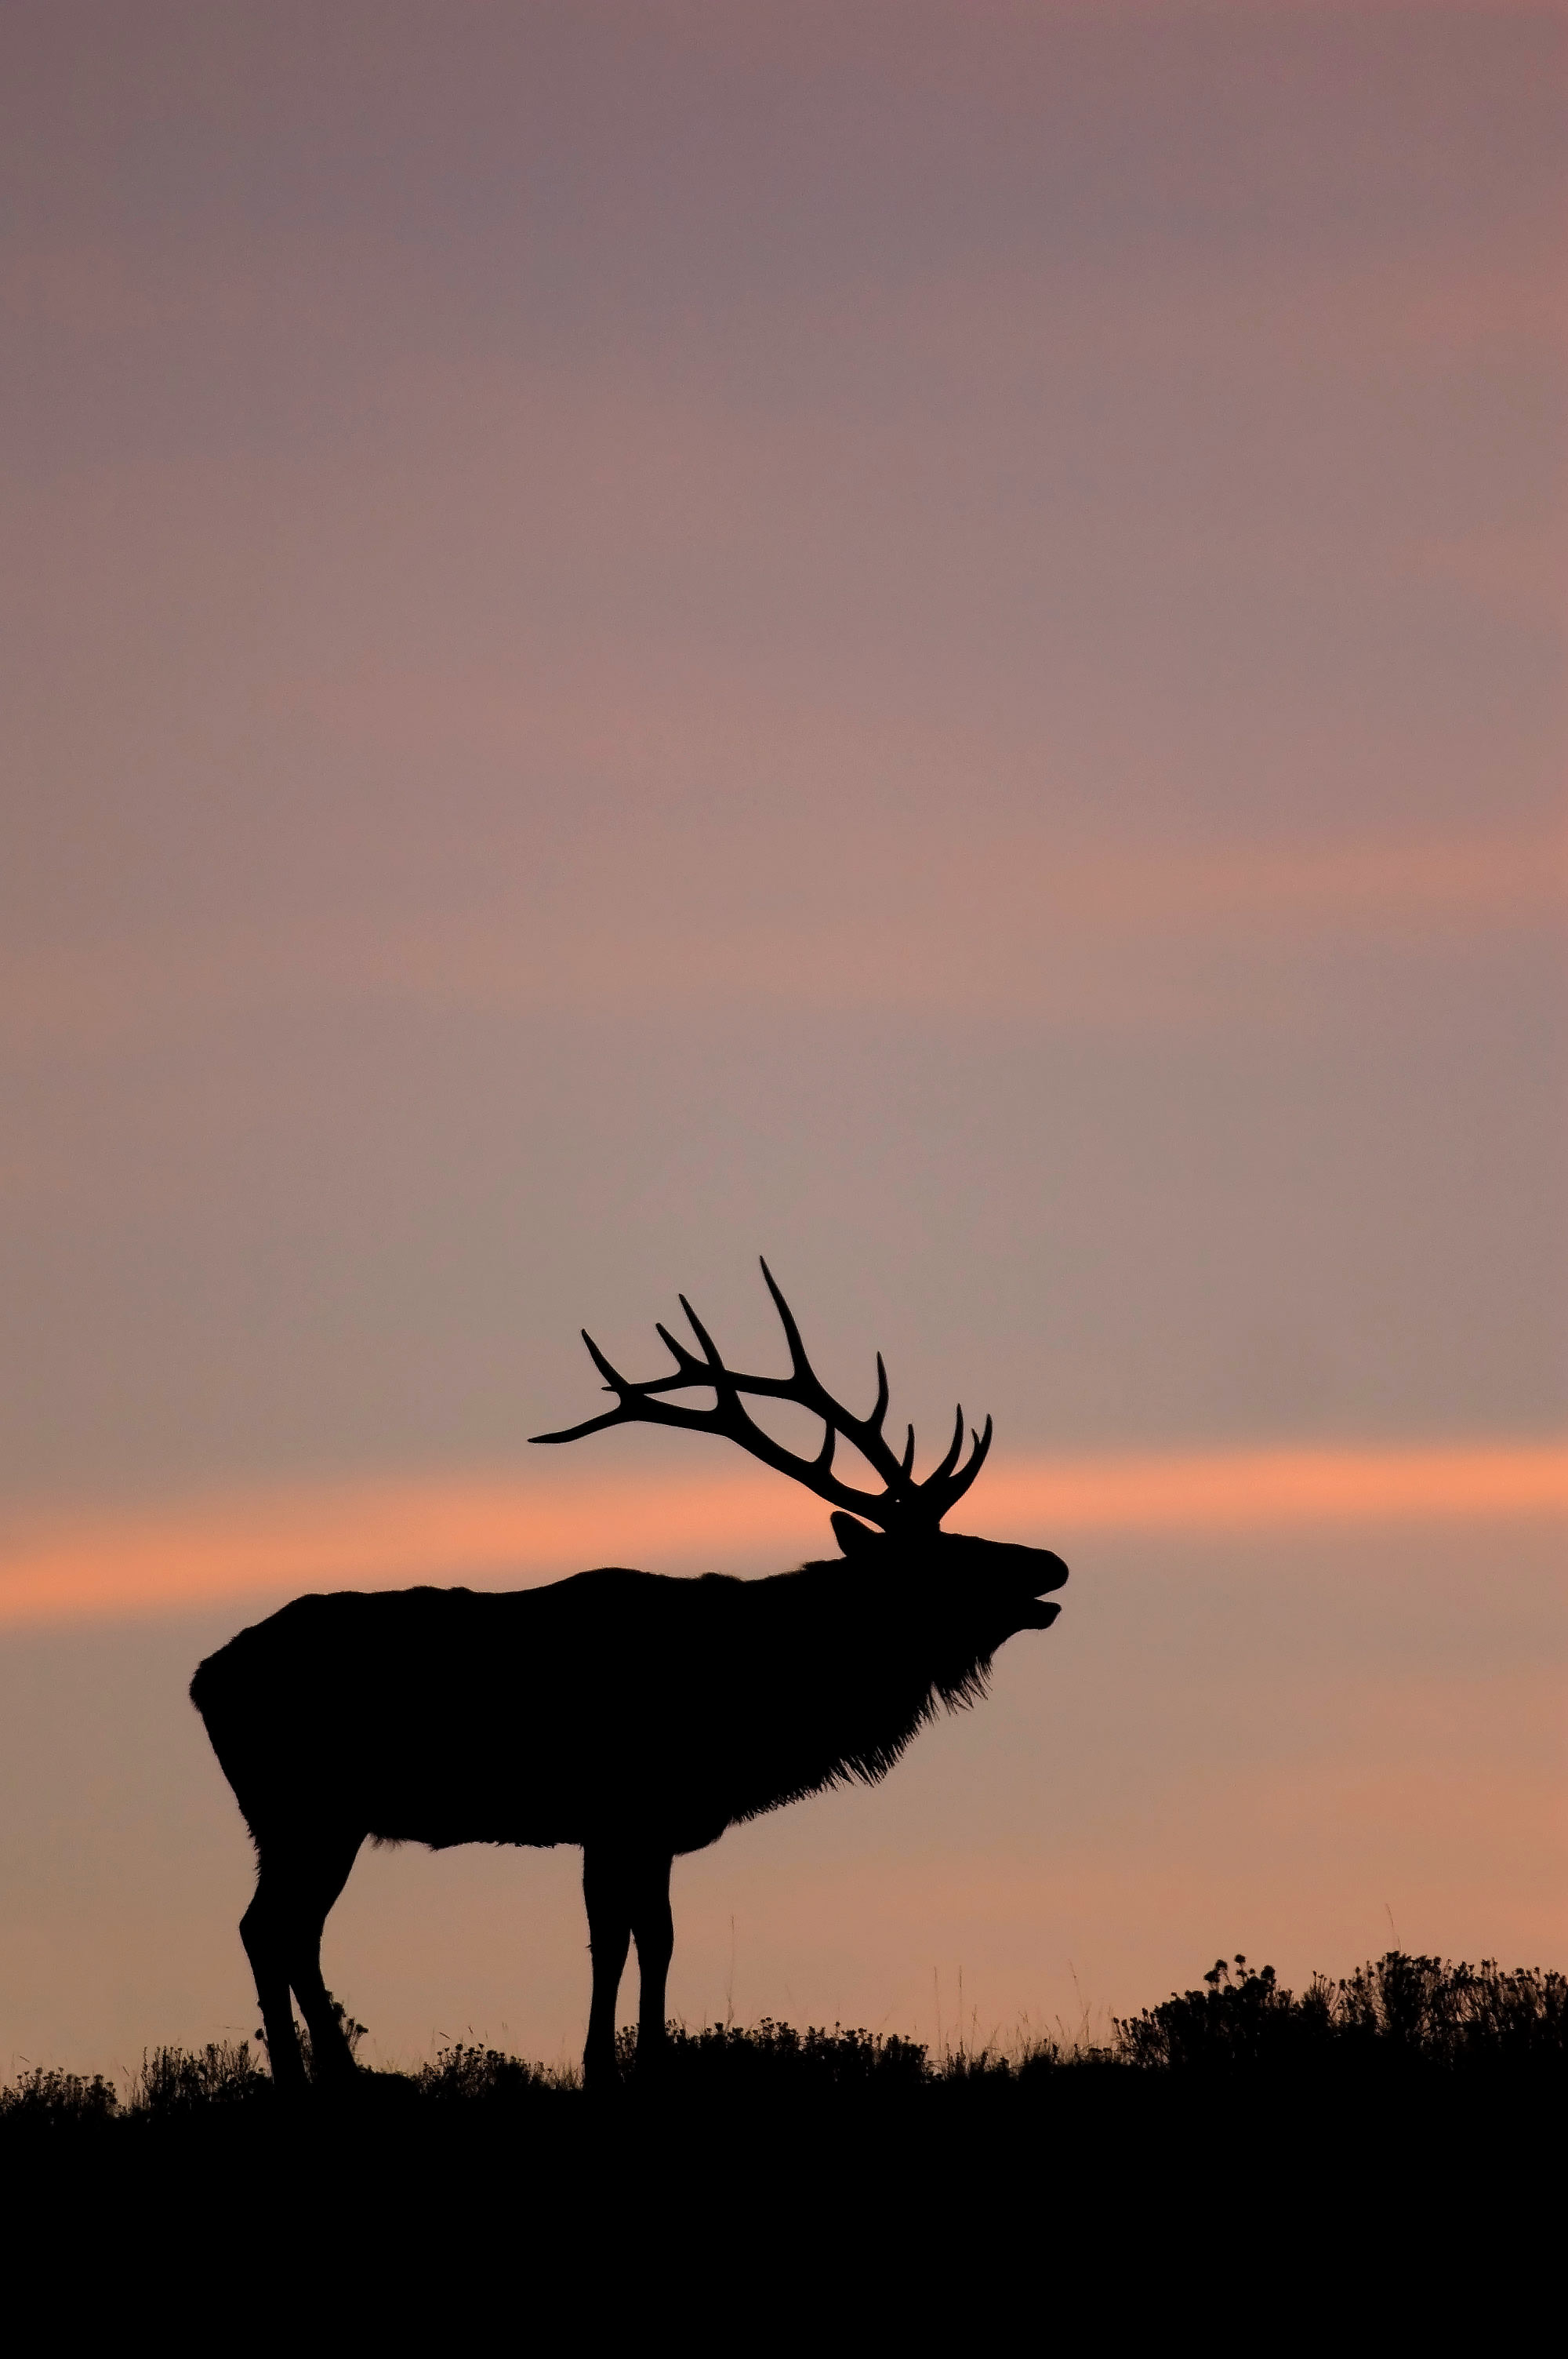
[{"x1": 1014, "y1": 1543, "x2": 1069, "y2": 1628}]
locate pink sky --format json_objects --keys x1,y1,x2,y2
[
  {"x1": 2, "y1": 1441, "x2": 1565, "y2": 1627},
  {"x1": 0, "y1": 1, "x2": 1562, "y2": 2072}
]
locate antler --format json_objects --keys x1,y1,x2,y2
[{"x1": 529, "y1": 1259, "x2": 992, "y2": 1534}]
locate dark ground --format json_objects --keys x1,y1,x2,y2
[{"x1": 4, "y1": 1956, "x2": 1561, "y2": 2332}]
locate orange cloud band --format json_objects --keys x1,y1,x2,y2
[{"x1": 1, "y1": 1441, "x2": 1563, "y2": 1631}]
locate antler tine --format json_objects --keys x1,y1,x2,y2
[
  {"x1": 529, "y1": 1326, "x2": 667, "y2": 1442},
  {"x1": 923, "y1": 1404, "x2": 969, "y2": 1493},
  {"x1": 529, "y1": 1405, "x2": 633, "y2": 1444},
  {"x1": 758, "y1": 1257, "x2": 820, "y2": 1388},
  {"x1": 682, "y1": 1289, "x2": 855, "y2": 1496},
  {"x1": 901, "y1": 1425, "x2": 916, "y2": 1478},
  {"x1": 677, "y1": 1293, "x2": 730, "y2": 1379},
  {"x1": 757, "y1": 1261, "x2": 912, "y2": 1495},
  {"x1": 602, "y1": 1319, "x2": 716, "y2": 1401},
  {"x1": 927, "y1": 1413, "x2": 994, "y2": 1515},
  {"x1": 654, "y1": 1320, "x2": 708, "y2": 1376},
  {"x1": 581, "y1": 1329, "x2": 630, "y2": 1393}
]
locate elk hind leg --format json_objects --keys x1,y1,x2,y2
[
  {"x1": 241, "y1": 1852, "x2": 307, "y2": 2096},
  {"x1": 241, "y1": 1829, "x2": 362, "y2": 2092},
  {"x1": 282, "y1": 1830, "x2": 365, "y2": 2085},
  {"x1": 582, "y1": 1845, "x2": 633, "y2": 2092}
]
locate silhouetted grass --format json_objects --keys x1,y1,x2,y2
[
  {"x1": 645, "y1": 2015, "x2": 933, "y2": 2095},
  {"x1": 4, "y1": 1950, "x2": 1560, "y2": 2139}
]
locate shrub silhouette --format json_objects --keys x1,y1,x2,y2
[
  {"x1": 129, "y1": 2040, "x2": 270, "y2": 2115},
  {"x1": 1335, "y1": 1952, "x2": 1568, "y2": 2066},
  {"x1": 0, "y1": 2066, "x2": 119, "y2": 2128},
  {"x1": 412, "y1": 2044, "x2": 564, "y2": 2106},
  {"x1": 1112, "y1": 1951, "x2": 1568, "y2": 2074}
]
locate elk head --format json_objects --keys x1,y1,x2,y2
[{"x1": 530, "y1": 1260, "x2": 1068, "y2": 1652}]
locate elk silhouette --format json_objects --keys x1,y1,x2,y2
[{"x1": 191, "y1": 1263, "x2": 1068, "y2": 2092}]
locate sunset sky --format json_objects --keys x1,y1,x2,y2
[{"x1": 2, "y1": 1, "x2": 1563, "y2": 2074}]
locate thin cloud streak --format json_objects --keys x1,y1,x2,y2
[
  {"x1": 2, "y1": 1441, "x2": 1563, "y2": 1630},
  {"x1": 3, "y1": 826, "x2": 1560, "y2": 1052}
]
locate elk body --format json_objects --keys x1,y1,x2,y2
[{"x1": 191, "y1": 1265, "x2": 1068, "y2": 2092}]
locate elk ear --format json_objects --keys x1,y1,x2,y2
[{"x1": 831, "y1": 1511, "x2": 881, "y2": 1557}]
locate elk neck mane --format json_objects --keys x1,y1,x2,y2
[{"x1": 710, "y1": 1550, "x2": 1000, "y2": 1823}]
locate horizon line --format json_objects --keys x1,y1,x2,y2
[{"x1": 1, "y1": 1438, "x2": 1564, "y2": 1630}]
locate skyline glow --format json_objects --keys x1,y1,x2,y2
[{"x1": 2, "y1": 1438, "x2": 1563, "y2": 1627}]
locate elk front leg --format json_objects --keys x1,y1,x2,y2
[
  {"x1": 582, "y1": 1845, "x2": 633, "y2": 2091},
  {"x1": 629, "y1": 1852, "x2": 674, "y2": 2077}
]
